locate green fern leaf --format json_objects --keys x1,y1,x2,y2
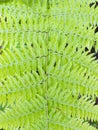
[{"x1": 0, "y1": 0, "x2": 98, "y2": 130}]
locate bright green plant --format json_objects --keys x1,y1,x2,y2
[{"x1": 0, "y1": 0, "x2": 98, "y2": 130}]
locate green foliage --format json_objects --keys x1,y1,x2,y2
[{"x1": 0, "y1": 0, "x2": 98, "y2": 130}]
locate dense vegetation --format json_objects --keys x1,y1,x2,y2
[{"x1": 0, "y1": 0, "x2": 98, "y2": 129}]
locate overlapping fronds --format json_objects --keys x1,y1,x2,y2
[
  {"x1": 0, "y1": 44, "x2": 47, "y2": 78},
  {"x1": 0, "y1": 0, "x2": 98, "y2": 130},
  {"x1": 0, "y1": 69, "x2": 46, "y2": 104},
  {"x1": 0, "y1": 95, "x2": 46, "y2": 129}
]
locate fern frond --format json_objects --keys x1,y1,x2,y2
[
  {"x1": 0, "y1": 95, "x2": 45, "y2": 129},
  {"x1": 49, "y1": 20, "x2": 97, "y2": 49},
  {"x1": 48, "y1": 109, "x2": 97, "y2": 130},
  {"x1": 48, "y1": 87, "x2": 98, "y2": 121},
  {"x1": 50, "y1": 0, "x2": 98, "y2": 25},
  {"x1": 48, "y1": 31, "x2": 97, "y2": 54},
  {"x1": 0, "y1": 45, "x2": 47, "y2": 78},
  {"x1": 46, "y1": 48, "x2": 98, "y2": 97},
  {"x1": 0, "y1": 69, "x2": 46, "y2": 104},
  {"x1": 0, "y1": 2, "x2": 48, "y2": 50},
  {"x1": 0, "y1": 0, "x2": 98, "y2": 129},
  {"x1": 49, "y1": 0, "x2": 98, "y2": 50},
  {"x1": 47, "y1": 45, "x2": 98, "y2": 79},
  {"x1": 48, "y1": 76, "x2": 98, "y2": 97},
  {"x1": 26, "y1": 116, "x2": 46, "y2": 130},
  {"x1": 0, "y1": 0, "x2": 97, "y2": 51}
]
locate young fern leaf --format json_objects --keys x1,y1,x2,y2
[
  {"x1": 0, "y1": 0, "x2": 98, "y2": 130},
  {"x1": 49, "y1": 109, "x2": 97, "y2": 130},
  {"x1": 0, "y1": 95, "x2": 46, "y2": 129},
  {"x1": 0, "y1": 70, "x2": 46, "y2": 105}
]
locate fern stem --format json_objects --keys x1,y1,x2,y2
[{"x1": 45, "y1": 1, "x2": 50, "y2": 129}]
